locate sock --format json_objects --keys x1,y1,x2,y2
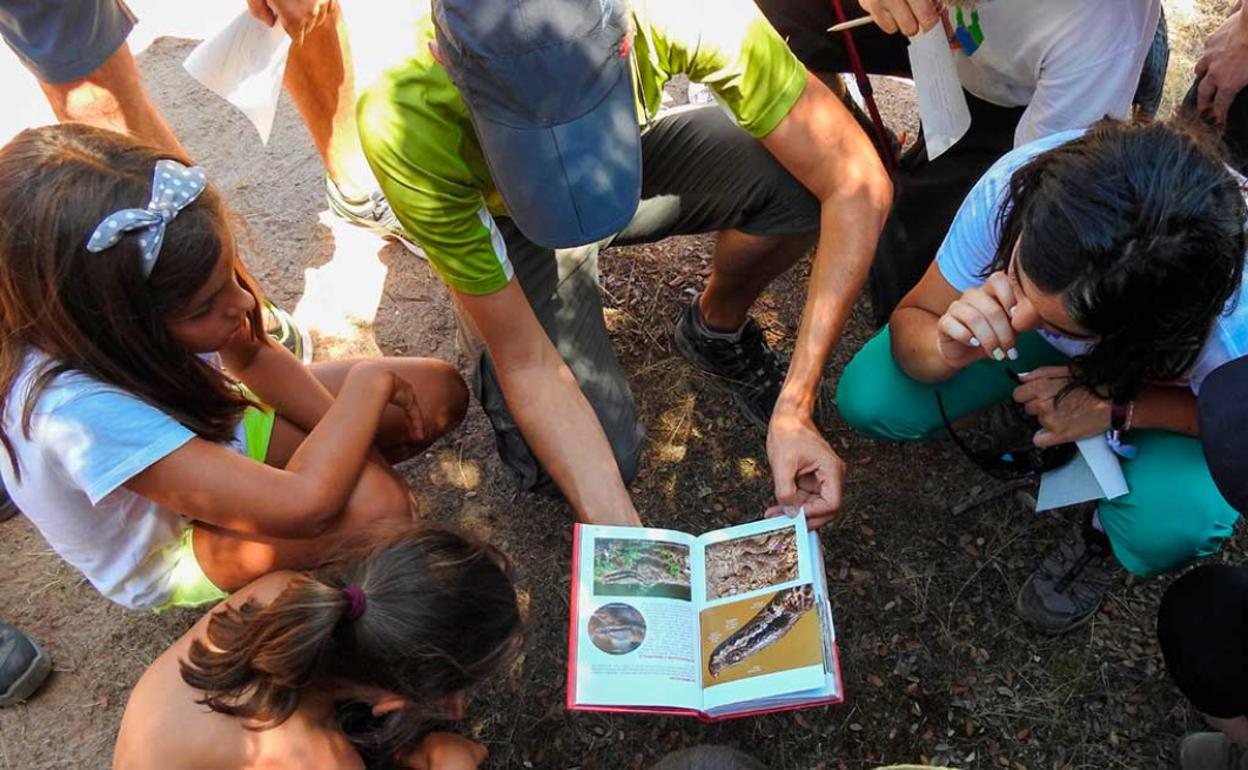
[{"x1": 693, "y1": 296, "x2": 744, "y2": 340}]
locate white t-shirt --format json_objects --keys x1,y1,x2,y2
[
  {"x1": 935, "y1": 129, "x2": 1248, "y2": 395},
  {"x1": 946, "y1": 0, "x2": 1161, "y2": 146},
  {"x1": 1, "y1": 351, "x2": 250, "y2": 609}
]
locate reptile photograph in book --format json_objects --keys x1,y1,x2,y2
[
  {"x1": 704, "y1": 527, "x2": 799, "y2": 601},
  {"x1": 593, "y1": 539, "x2": 692, "y2": 600},
  {"x1": 700, "y1": 584, "x2": 821, "y2": 686},
  {"x1": 587, "y1": 603, "x2": 648, "y2": 655}
]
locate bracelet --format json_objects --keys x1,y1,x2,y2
[{"x1": 1118, "y1": 396, "x2": 1138, "y2": 431}]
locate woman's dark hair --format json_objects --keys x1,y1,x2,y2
[
  {"x1": 986, "y1": 119, "x2": 1247, "y2": 401},
  {"x1": 179, "y1": 525, "x2": 523, "y2": 756},
  {"x1": 0, "y1": 123, "x2": 266, "y2": 477}
]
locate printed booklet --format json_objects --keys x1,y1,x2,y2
[{"x1": 566, "y1": 512, "x2": 842, "y2": 721}]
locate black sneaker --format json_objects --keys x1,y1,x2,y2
[
  {"x1": 0, "y1": 622, "x2": 51, "y2": 707},
  {"x1": 324, "y1": 176, "x2": 426, "y2": 259},
  {"x1": 262, "y1": 301, "x2": 313, "y2": 365},
  {"x1": 673, "y1": 295, "x2": 788, "y2": 428},
  {"x1": 1016, "y1": 511, "x2": 1118, "y2": 634}
]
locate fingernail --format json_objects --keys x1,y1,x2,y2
[
  {"x1": 993, "y1": 348, "x2": 1006, "y2": 361},
  {"x1": 1008, "y1": 306, "x2": 1018, "y2": 317},
  {"x1": 969, "y1": 337, "x2": 980, "y2": 347},
  {"x1": 1007, "y1": 347, "x2": 1019, "y2": 361}
]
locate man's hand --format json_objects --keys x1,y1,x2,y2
[
  {"x1": 244, "y1": 0, "x2": 336, "y2": 44},
  {"x1": 402, "y1": 732, "x2": 488, "y2": 770},
  {"x1": 861, "y1": 0, "x2": 942, "y2": 36},
  {"x1": 766, "y1": 410, "x2": 846, "y2": 529},
  {"x1": 1013, "y1": 367, "x2": 1111, "y2": 447},
  {"x1": 1196, "y1": 9, "x2": 1248, "y2": 124}
]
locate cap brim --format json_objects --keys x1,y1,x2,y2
[
  {"x1": 1199, "y1": 356, "x2": 1248, "y2": 512},
  {"x1": 471, "y1": 66, "x2": 641, "y2": 250}
]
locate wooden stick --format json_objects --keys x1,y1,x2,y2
[{"x1": 827, "y1": 16, "x2": 874, "y2": 33}]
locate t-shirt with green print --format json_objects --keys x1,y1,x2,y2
[{"x1": 357, "y1": 0, "x2": 808, "y2": 296}]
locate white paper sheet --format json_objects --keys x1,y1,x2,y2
[
  {"x1": 906, "y1": 26, "x2": 971, "y2": 160},
  {"x1": 183, "y1": 12, "x2": 291, "y2": 145},
  {"x1": 1036, "y1": 436, "x2": 1130, "y2": 511}
]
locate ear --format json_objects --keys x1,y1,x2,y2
[
  {"x1": 428, "y1": 40, "x2": 446, "y2": 65},
  {"x1": 371, "y1": 693, "x2": 410, "y2": 718}
]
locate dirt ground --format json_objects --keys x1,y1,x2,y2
[{"x1": 0, "y1": 2, "x2": 1240, "y2": 768}]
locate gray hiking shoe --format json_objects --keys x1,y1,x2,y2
[
  {"x1": 324, "y1": 176, "x2": 426, "y2": 259},
  {"x1": 1179, "y1": 732, "x2": 1248, "y2": 770},
  {"x1": 0, "y1": 622, "x2": 51, "y2": 707},
  {"x1": 1016, "y1": 517, "x2": 1118, "y2": 634},
  {"x1": 673, "y1": 295, "x2": 788, "y2": 429}
]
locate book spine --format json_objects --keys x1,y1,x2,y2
[{"x1": 565, "y1": 524, "x2": 583, "y2": 710}]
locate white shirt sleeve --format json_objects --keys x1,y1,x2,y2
[
  {"x1": 35, "y1": 385, "x2": 196, "y2": 505},
  {"x1": 934, "y1": 159, "x2": 1009, "y2": 293}
]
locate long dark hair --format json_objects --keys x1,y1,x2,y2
[
  {"x1": 180, "y1": 525, "x2": 523, "y2": 756},
  {"x1": 0, "y1": 124, "x2": 266, "y2": 478},
  {"x1": 986, "y1": 120, "x2": 1247, "y2": 400}
]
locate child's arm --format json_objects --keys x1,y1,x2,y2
[
  {"x1": 219, "y1": 325, "x2": 335, "y2": 435},
  {"x1": 125, "y1": 362, "x2": 422, "y2": 539}
]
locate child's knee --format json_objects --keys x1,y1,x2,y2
[
  {"x1": 344, "y1": 464, "x2": 414, "y2": 528},
  {"x1": 424, "y1": 359, "x2": 469, "y2": 439}
]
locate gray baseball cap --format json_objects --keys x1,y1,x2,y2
[{"x1": 432, "y1": 0, "x2": 641, "y2": 249}]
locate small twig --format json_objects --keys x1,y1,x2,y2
[{"x1": 950, "y1": 478, "x2": 1035, "y2": 515}]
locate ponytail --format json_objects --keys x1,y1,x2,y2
[
  {"x1": 180, "y1": 574, "x2": 358, "y2": 728},
  {"x1": 178, "y1": 525, "x2": 522, "y2": 752}
]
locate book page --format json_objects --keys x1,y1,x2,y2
[
  {"x1": 569, "y1": 525, "x2": 702, "y2": 711},
  {"x1": 694, "y1": 515, "x2": 829, "y2": 711}
]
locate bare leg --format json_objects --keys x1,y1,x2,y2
[
  {"x1": 192, "y1": 357, "x2": 469, "y2": 590},
  {"x1": 38, "y1": 42, "x2": 186, "y2": 157},
  {"x1": 281, "y1": 3, "x2": 373, "y2": 199},
  {"x1": 698, "y1": 230, "x2": 815, "y2": 331}
]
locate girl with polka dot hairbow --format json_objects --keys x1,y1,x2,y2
[{"x1": 0, "y1": 123, "x2": 471, "y2": 613}]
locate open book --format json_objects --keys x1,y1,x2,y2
[{"x1": 567, "y1": 513, "x2": 842, "y2": 721}]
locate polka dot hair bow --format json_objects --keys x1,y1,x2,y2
[{"x1": 85, "y1": 159, "x2": 208, "y2": 277}]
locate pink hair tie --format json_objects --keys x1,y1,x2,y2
[{"x1": 342, "y1": 586, "x2": 367, "y2": 621}]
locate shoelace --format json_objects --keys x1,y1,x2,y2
[{"x1": 734, "y1": 324, "x2": 784, "y2": 391}]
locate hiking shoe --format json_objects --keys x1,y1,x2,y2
[
  {"x1": 0, "y1": 622, "x2": 51, "y2": 707},
  {"x1": 1179, "y1": 732, "x2": 1248, "y2": 770},
  {"x1": 0, "y1": 477, "x2": 15, "y2": 523},
  {"x1": 325, "y1": 176, "x2": 426, "y2": 259},
  {"x1": 1016, "y1": 516, "x2": 1118, "y2": 634},
  {"x1": 263, "y1": 301, "x2": 313, "y2": 365},
  {"x1": 673, "y1": 295, "x2": 788, "y2": 429}
]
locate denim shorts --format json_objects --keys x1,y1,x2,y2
[{"x1": 0, "y1": 0, "x2": 136, "y2": 83}]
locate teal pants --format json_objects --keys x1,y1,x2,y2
[{"x1": 836, "y1": 328, "x2": 1239, "y2": 577}]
